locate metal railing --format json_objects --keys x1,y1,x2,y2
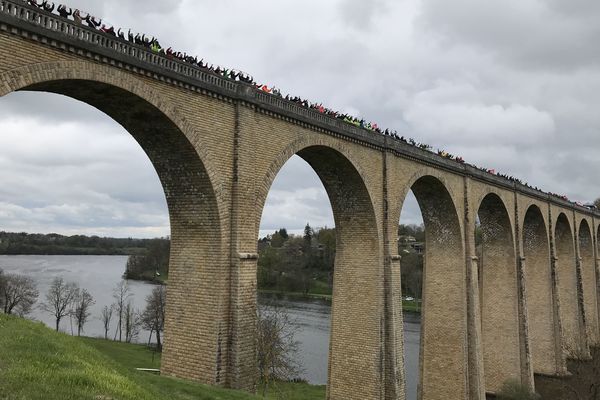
[{"x1": 0, "y1": 0, "x2": 238, "y2": 93}]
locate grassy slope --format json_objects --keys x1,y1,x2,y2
[{"x1": 0, "y1": 314, "x2": 325, "y2": 400}]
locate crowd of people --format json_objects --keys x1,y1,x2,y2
[{"x1": 23, "y1": 0, "x2": 591, "y2": 209}]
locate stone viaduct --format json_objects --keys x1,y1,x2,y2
[{"x1": 1, "y1": 2, "x2": 599, "y2": 399}]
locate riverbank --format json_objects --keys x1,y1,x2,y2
[
  {"x1": 0, "y1": 313, "x2": 325, "y2": 400},
  {"x1": 259, "y1": 289, "x2": 422, "y2": 314}
]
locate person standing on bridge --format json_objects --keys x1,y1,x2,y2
[
  {"x1": 57, "y1": 4, "x2": 71, "y2": 19},
  {"x1": 72, "y1": 9, "x2": 83, "y2": 24},
  {"x1": 101, "y1": 24, "x2": 116, "y2": 36},
  {"x1": 85, "y1": 15, "x2": 101, "y2": 29},
  {"x1": 150, "y1": 40, "x2": 162, "y2": 54},
  {"x1": 41, "y1": 1, "x2": 54, "y2": 12}
]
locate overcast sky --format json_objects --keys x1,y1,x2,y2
[{"x1": 1, "y1": 0, "x2": 599, "y2": 238}]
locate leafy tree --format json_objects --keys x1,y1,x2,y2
[
  {"x1": 41, "y1": 277, "x2": 78, "y2": 331},
  {"x1": 397, "y1": 224, "x2": 425, "y2": 301},
  {"x1": 594, "y1": 198, "x2": 600, "y2": 209},
  {"x1": 279, "y1": 237, "x2": 308, "y2": 293},
  {"x1": 72, "y1": 289, "x2": 95, "y2": 336},
  {"x1": 258, "y1": 246, "x2": 281, "y2": 289},
  {"x1": 303, "y1": 223, "x2": 313, "y2": 251},
  {"x1": 277, "y1": 228, "x2": 288, "y2": 240},
  {"x1": 141, "y1": 285, "x2": 166, "y2": 350},
  {"x1": 258, "y1": 225, "x2": 338, "y2": 295},
  {"x1": 398, "y1": 224, "x2": 425, "y2": 242},
  {"x1": 123, "y1": 238, "x2": 170, "y2": 281},
  {"x1": 270, "y1": 230, "x2": 287, "y2": 248},
  {"x1": 0, "y1": 273, "x2": 38, "y2": 316}
]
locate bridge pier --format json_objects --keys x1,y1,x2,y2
[
  {"x1": 475, "y1": 192, "x2": 524, "y2": 395},
  {"x1": 552, "y1": 212, "x2": 587, "y2": 357},
  {"x1": 578, "y1": 220, "x2": 599, "y2": 347}
]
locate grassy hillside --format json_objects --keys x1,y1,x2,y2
[{"x1": 0, "y1": 314, "x2": 325, "y2": 400}]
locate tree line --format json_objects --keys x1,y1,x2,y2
[
  {"x1": 256, "y1": 223, "x2": 426, "y2": 301},
  {"x1": 0, "y1": 231, "x2": 170, "y2": 256},
  {"x1": 1, "y1": 223, "x2": 426, "y2": 300},
  {"x1": 123, "y1": 239, "x2": 170, "y2": 282},
  {"x1": 118, "y1": 222, "x2": 425, "y2": 299},
  {"x1": 258, "y1": 224, "x2": 336, "y2": 296}
]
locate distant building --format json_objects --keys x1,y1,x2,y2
[
  {"x1": 411, "y1": 243, "x2": 424, "y2": 254},
  {"x1": 398, "y1": 235, "x2": 417, "y2": 244}
]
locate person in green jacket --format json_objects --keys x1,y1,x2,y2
[{"x1": 151, "y1": 40, "x2": 162, "y2": 54}]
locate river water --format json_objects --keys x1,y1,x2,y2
[{"x1": 0, "y1": 255, "x2": 420, "y2": 399}]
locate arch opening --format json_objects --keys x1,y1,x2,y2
[
  {"x1": 579, "y1": 220, "x2": 598, "y2": 345},
  {"x1": 257, "y1": 146, "x2": 381, "y2": 400},
  {"x1": 477, "y1": 193, "x2": 520, "y2": 393},
  {"x1": 554, "y1": 213, "x2": 583, "y2": 354},
  {"x1": 398, "y1": 175, "x2": 465, "y2": 400},
  {"x1": 1, "y1": 75, "x2": 225, "y2": 385},
  {"x1": 523, "y1": 205, "x2": 556, "y2": 375}
]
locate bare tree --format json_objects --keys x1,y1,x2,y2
[
  {"x1": 100, "y1": 305, "x2": 113, "y2": 340},
  {"x1": 141, "y1": 284, "x2": 166, "y2": 350},
  {"x1": 72, "y1": 288, "x2": 95, "y2": 336},
  {"x1": 257, "y1": 305, "x2": 302, "y2": 396},
  {"x1": 1, "y1": 273, "x2": 39, "y2": 316},
  {"x1": 112, "y1": 280, "x2": 132, "y2": 342},
  {"x1": 124, "y1": 300, "x2": 141, "y2": 343},
  {"x1": 40, "y1": 277, "x2": 78, "y2": 331},
  {"x1": 0, "y1": 269, "x2": 4, "y2": 311}
]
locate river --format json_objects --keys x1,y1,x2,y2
[{"x1": 0, "y1": 255, "x2": 420, "y2": 399}]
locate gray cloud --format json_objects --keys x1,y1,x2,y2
[{"x1": 1, "y1": 0, "x2": 599, "y2": 239}]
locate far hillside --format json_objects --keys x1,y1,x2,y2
[{"x1": 0, "y1": 231, "x2": 169, "y2": 256}]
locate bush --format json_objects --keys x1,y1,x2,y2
[{"x1": 496, "y1": 379, "x2": 540, "y2": 400}]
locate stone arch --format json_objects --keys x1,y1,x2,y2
[
  {"x1": 257, "y1": 142, "x2": 382, "y2": 400},
  {"x1": 255, "y1": 135, "x2": 380, "y2": 236},
  {"x1": 554, "y1": 213, "x2": 583, "y2": 354},
  {"x1": 393, "y1": 169, "x2": 462, "y2": 226},
  {"x1": 0, "y1": 62, "x2": 228, "y2": 384},
  {"x1": 0, "y1": 61, "x2": 223, "y2": 200},
  {"x1": 477, "y1": 193, "x2": 520, "y2": 393},
  {"x1": 523, "y1": 205, "x2": 556, "y2": 374},
  {"x1": 579, "y1": 219, "x2": 598, "y2": 344},
  {"x1": 397, "y1": 175, "x2": 465, "y2": 400}
]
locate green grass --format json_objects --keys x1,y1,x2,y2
[
  {"x1": 0, "y1": 314, "x2": 325, "y2": 400},
  {"x1": 258, "y1": 382, "x2": 327, "y2": 400},
  {"x1": 402, "y1": 300, "x2": 422, "y2": 313}
]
